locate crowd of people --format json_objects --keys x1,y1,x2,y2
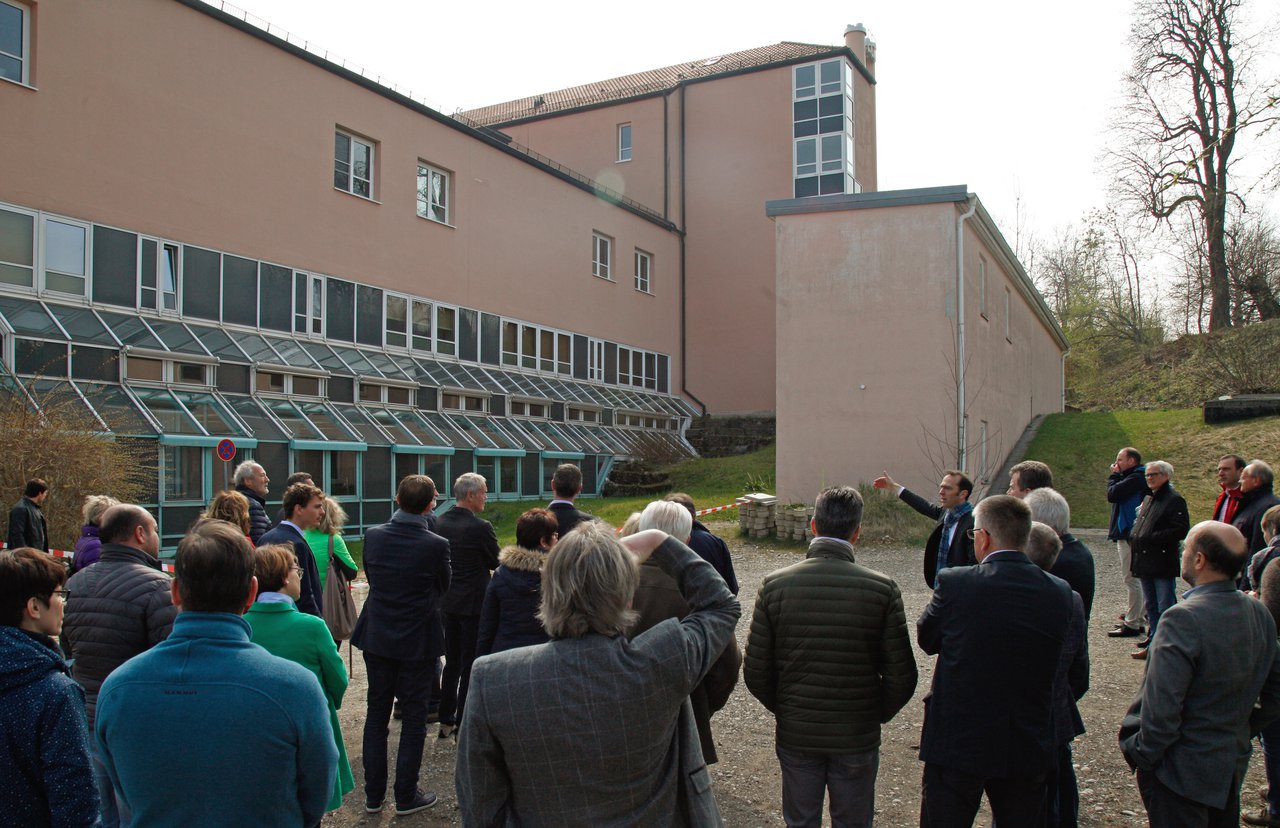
[{"x1": 2, "y1": 449, "x2": 1280, "y2": 827}]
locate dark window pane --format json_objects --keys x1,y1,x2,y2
[
  {"x1": 330, "y1": 451, "x2": 357, "y2": 497},
  {"x1": 356, "y1": 285, "x2": 383, "y2": 346},
  {"x1": 326, "y1": 279, "x2": 355, "y2": 341},
  {"x1": 794, "y1": 177, "x2": 820, "y2": 198},
  {"x1": 819, "y1": 173, "x2": 846, "y2": 195},
  {"x1": 793, "y1": 120, "x2": 818, "y2": 139},
  {"x1": 480, "y1": 313, "x2": 500, "y2": 365},
  {"x1": 793, "y1": 99, "x2": 817, "y2": 120},
  {"x1": 458, "y1": 309, "x2": 478, "y2": 362},
  {"x1": 395, "y1": 453, "x2": 418, "y2": 490},
  {"x1": 604, "y1": 342, "x2": 617, "y2": 384},
  {"x1": 91, "y1": 226, "x2": 138, "y2": 307},
  {"x1": 251, "y1": 442, "x2": 289, "y2": 487},
  {"x1": 819, "y1": 115, "x2": 843, "y2": 134},
  {"x1": 221, "y1": 255, "x2": 258, "y2": 327},
  {"x1": 293, "y1": 449, "x2": 324, "y2": 484},
  {"x1": 217, "y1": 363, "x2": 250, "y2": 395},
  {"x1": 47, "y1": 304, "x2": 116, "y2": 345},
  {"x1": 329, "y1": 376, "x2": 354, "y2": 404},
  {"x1": 182, "y1": 246, "x2": 221, "y2": 320},
  {"x1": 72, "y1": 345, "x2": 117, "y2": 381},
  {"x1": 259, "y1": 264, "x2": 292, "y2": 332},
  {"x1": 818, "y1": 95, "x2": 843, "y2": 116},
  {"x1": 15, "y1": 338, "x2": 67, "y2": 376}
]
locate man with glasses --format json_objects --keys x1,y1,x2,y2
[
  {"x1": 1128, "y1": 461, "x2": 1190, "y2": 660},
  {"x1": 874, "y1": 469, "x2": 975, "y2": 588},
  {"x1": 917, "y1": 495, "x2": 1074, "y2": 827},
  {"x1": 64, "y1": 504, "x2": 177, "y2": 828}
]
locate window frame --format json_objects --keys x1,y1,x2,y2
[
  {"x1": 440, "y1": 391, "x2": 489, "y2": 413},
  {"x1": 138, "y1": 236, "x2": 182, "y2": 315},
  {"x1": 254, "y1": 368, "x2": 325, "y2": 398},
  {"x1": 978, "y1": 255, "x2": 988, "y2": 320},
  {"x1": 592, "y1": 232, "x2": 613, "y2": 281},
  {"x1": 1004, "y1": 287, "x2": 1012, "y2": 343},
  {"x1": 40, "y1": 214, "x2": 90, "y2": 297},
  {"x1": 384, "y1": 292, "x2": 409, "y2": 349},
  {"x1": 334, "y1": 129, "x2": 376, "y2": 200},
  {"x1": 0, "y1": 202, "x2": 36, "y2": 290},
  {"x1": 634, "y1": 249, "x2": 652, "y2": 294},
  {"x1": 126, "y1": 354, "x2": 214, "y2": 387},
  {"x1": 587, "y1": 339, "x2": 604, "y2": 382},
  {"x1": 792, "y1": 59, "x2": 856, "y2": 198},
  {"x1": 0, "y1": 0, "x2": 30, "y2": 87},
  {"x1": 294, "y1": 271, "x2": 325, "y2": 337},
  {"x1": 416, "y1": 161, "x2": 451, "y2": 225},
  {"x1": 617, "y1": 123, "x2": 632, "y2": 163}
]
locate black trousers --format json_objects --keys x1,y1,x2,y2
[
  {"x1": 920, "y1": 762, "x2": 1047, "y2": 828},
  {"x1": 439, "y1": 612, "x2": 480, "y2": 726},
  {"x1": 362, "y1": 652, "x2": 434, "y2": 804},
  {"x1": 1136, "y1": 769, "x2": 1240, "y2": 828}
]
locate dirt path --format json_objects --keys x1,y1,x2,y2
[{"x1": 325, "y1": 525, "x2": 1267, "y2": 826}]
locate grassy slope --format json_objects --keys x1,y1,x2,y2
[{"x1": 1024, "y1": 409, "x2": 1280, "y2": 527}]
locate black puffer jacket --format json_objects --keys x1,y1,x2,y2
[
  {"x1": 1129, "y1": 484, "x2": 1190, "y2": 579},
  {"x1": 744, "y1": 538, "x2": 918, "y2": 755},
  {"x1": 236, "y1": 484, "x2": 271, "y2": 546},
  {"x1": 64, "y1": 544, "x2": 177, "y2": 726},
  {"x1": 475, "y1": 546, "x2": 548, "y2": 656}
]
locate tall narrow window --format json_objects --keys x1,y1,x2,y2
[
  {"x1": 501, "y1": 321, "x2": 518, "y2": 366},
  {"x1": 385, "y1": 294, "x2": 408, "y2": 347},
  {"x1": 294, "y1": 272, "x2": 324, "y2": 335},
  {"x1": 0, "y1": 206, "x2": 35, "y2": 288},
  {"x1": 978, "y1": 256, "x2": 988, "y2": 318},
  {"x1": 1004, "y1": 287, "x2": 1012, "y2": 341},
  {"x1": 0, "y1": 1, "x2": 29, "y2": 86},
  {"x1": 617, "y1": 123, "x2": 632, "y2": 162},
  {"x1": 43, "y1": 218, "x2": 88, "y2": 296},
  {"x1": 416, "y1": 162, "x2": 450, "y2": 224},
  {"x1": 592, "y1": 232, "x2": 612, "y2": 280},
  {"x1": 588, "y1": 339, "x2": 604, "y2": 382},
  {"x1": 436, "y1": 306, "x2": 456, "y2": 355},
  {"x1": 634, "y1": 249, "x2": 652, "y2": 294},
  {"x1": 411, "y1": 299, "x2": 432, "y2": 351},
  {"x1": 520, "y1": 325, "x2": 537, "y2": 370},
  {"x1": 334, "y1": 130, "x2": 374, "y2": 199},
  {"x1": 557, "y1": 333, "x2": 571, "y2": 375}
]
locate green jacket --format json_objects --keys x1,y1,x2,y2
[
  {"x1": 245, "y1": 601, "x2": 354, "y2": 811},
  {"x1": 745, "y1": 538, "x2": 918, "y2": 755}
]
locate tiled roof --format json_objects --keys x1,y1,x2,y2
[{"x1": 461, "y1": 42, "x2": 844, "y2": 126}]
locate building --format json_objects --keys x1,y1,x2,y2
[{"x1": 0, "y1": 0, "x2": 1065, "y2": 541}]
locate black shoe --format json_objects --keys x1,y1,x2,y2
[
  {"x1": 427, "y1": 709, "x2": 440, "y2": 724},
  {"x1": 365, "y1": 798, "x2": 384, "y2": 814},
  {"x1": 1137, "y1": 636, "x2": 1151, "y2": 648},
  {"x1": 395, "y1": 790, "x2": 438, "y2": 815},
  {"x1": 1107, "y1": 625, "x2": 1144, "y2": 638},
  {"x1": 393, "y1": 701, "x2": 402, "y2": 721}
]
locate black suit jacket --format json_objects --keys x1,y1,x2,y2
[
  {"x1": 436, "y1": 506, "x2": 500, "y2": 616},
  {"x1": 350, "y1": 510, "x2": 451, "y2": 661},
  {"x1": 548, "y1": 501, "x2": 593, "y2": 537},
  {"x1": 257, "y1": 522, "x2": 321, "y2": 617},
  {"x1": 7, "y1": 497, "x2": 48, "y2": 553},
  {"x1": 898, "y1": 488, "x2": 975, "y2": 588},
  {"x1": 917, "y1": 550, "x2": 1073, "y2": 776},
  {"x1": 1051, "y1": 535, "x2": 1096, "y2": 621}
]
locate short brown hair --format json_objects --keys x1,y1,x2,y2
[
  {"x1": 516, "y1": 508, "x2": 558, "y2": 550},
  {"x1": 252, "y1": 543, "x2": 296, "y2": 595},
  {"x1": 552, "y1": 464, "x2": 583, "y2": 498},
  {"x1": 282, "y1": 483, "x2": 324, "y2": 521},
  {"x1": 1010, "y1": 461, "x2": 1053, "y2": 491},
  {"x1": 664, "y1": 492, "x2": 697, "y2": 519},
  {"x1": 1262, "y1": 504, "x2": 1280, "y2": 544},
  {"x1": 397, "y1": 475, "x2": 437, "y2": 514},
  {"x1": 206, "y1": 490, "x2": 251, "y2": 535},
  {"x1": 176, "y1": 520, "x2": 255, "y2": 613},
  {"x1": 943, "y1": 470, "x2": 974, "y2": 499},
  {"x1": 0, "y1": 548, "x2": 66, "y2": 627},
  {"x1": 24, "y1": 479, "x2": 48, "y2": 498}
]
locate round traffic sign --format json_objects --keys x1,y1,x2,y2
[{"x1": 216, "y1": 439, "x2": 237, "y2": 462}]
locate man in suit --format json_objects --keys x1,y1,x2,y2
[
  {"x1": 1121, "y1": 520, "x2": 1280, "y2": 827},
  {"x1": 350, "y1": 475, "x2": 451, "y2": 816},
  {"x1": 874, "y1": 469, "x2": 975, "y2": 588},
  {"x1": 1025, "y1": 487, "x2": 1096, "y2": 619},
  {"x1": 456, "y1": 522, "x2": 739, "y2": 826},
  {"x1": 917, "y1": 495, "x2": 1073, "y2": 827},
  {"x1": 1213, "y1": 454, "x2": 1246, "y2": 523},
  {"x1": 7, "y1": 478, "x2": 49, "y2": 553},
  {"x1": 435, "y1": 472, "x2": 500, "y2": 739},
  {"x1": 666, "y1": 492, "x2": 739, "y2": 594},
  {"x1": 547, "y1": 463, "x2": 595, "y2": 536},
  {"x1": 257, "y1": 482, "x2": 324, "y2": 617}
]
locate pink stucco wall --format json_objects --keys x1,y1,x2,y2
[
  {"x1": 0, "y1": 0, "x2": 681, "y2": 363},
  {"x1": 774, "y1": 199, "x2": 1065, "y2": 503}
]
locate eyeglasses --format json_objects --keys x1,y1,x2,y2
[
  {"x1": 965, "y1": 527, "x2": 987, "y2": 540},
  {"x1": 1144, "y1": 473, "x2": 1167, "y2": 479},
  {"x1": 291, "y1": 566, "x2": 304, "y2": 576},
  {"x1": 53, "y1": 589, "x2": 71, "y2": 599}
]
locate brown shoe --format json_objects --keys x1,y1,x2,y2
[{"x1": 1131, "y1": 648, "x2": 1147, "y2": 660}]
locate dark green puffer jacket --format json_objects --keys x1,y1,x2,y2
[{"x1": 744, "y1": 538, "x2": 918, "y2": 755}]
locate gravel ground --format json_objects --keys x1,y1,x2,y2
[{"x1": 325, "y1": 524, "x2": 1267, "y2": 826}]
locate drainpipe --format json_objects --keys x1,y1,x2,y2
[
  {"x1": 955, "y1": 194, "x2": 978, "y2": 470},
  {"x1": 678, "y1": 83, "x2": 708, "y2": 417},
  {"x1": 1061, "y1": 350, "x2": 1069, "y2": 412}
]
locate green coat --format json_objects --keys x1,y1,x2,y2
[
  {"x1": 245, "y1": 601, "x2": 354, "y2": 811},
  {"x1": 303, "y1": 529, "x2": 358, "y2": 592}
]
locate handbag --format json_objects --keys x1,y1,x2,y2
[{"x1": 321, "y1": 535, "x2": 357, "y2": 641}]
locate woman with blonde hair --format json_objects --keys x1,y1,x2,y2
[
  {"x1": 71, "y1": 494, "x2": 118, "y2": 573},
  {"x1": 244, "y1": 543, "x2": 354, "y2": 813},
  {"x1": 204, "y1": 490, "x2": 252, "y2": 543},
  {"x1": 303, "y1": 497, "x2": 358, "y2": 592}
]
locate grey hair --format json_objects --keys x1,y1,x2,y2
[
  {"x1": 316, "y1": 496, "x2": 348, "y2": 536},
  {"x1": 1147, "y1": 460, "x2": 1174, "y2": 478},
  {"x1": 619, "y1": 512, "x2": 643, "y2": 537},
  {"x1": 81, "y1": 494, "x2": 120, "y2": 527},
  {"x1": 1247, "y1": 460, "x2": 1275, "y2": 489},
  {"x1": 538, "y1": 521, "x2": 638, "y2": 639},
  {"x1": 232, "y1": 461, "x2": 262, "y2": 486},
  {"x1": 639, "y1": 500, "x2": 692, "y2": 542},
  {"x1": 1024, "y1": 488, "x2": 1070, "y2": 536},
  {"x1": 453, "y1": 472, "x2": 487, "y2": 500},
  {"x1": 1025, "y1": 522, "x2": 1062, "y2": 571}
]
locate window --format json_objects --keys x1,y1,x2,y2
[
  {"x1": 163, "y1": 445, "x2": 204, "y2": 502},
  {"x1": 441, "y1": 392, "x2": 487, "y2": 413},
  {"x1": 140, "y1": 239, "x2": 180, "y2": 312},
  {"x1": 294, "y1": 272, "x2": 324, "y2": 336},
  {"x1": 1004, "y1": 287, "x2": 1012, "y2": 341},
  {"x1": 592, "y1": 233, "x2": 612, "y2": 280},
  {"x1": 0, "y1": 205, "x2": 34, "y2": 287},
  {"x1": 978, "y1": 256, "x2": 988, "y2": 319},
  {"x1": 43, "y1": 217, "x2": 88, "y2": 295},
  {"x1": 0, "y1": 0, "x2": 29, "y2": 86},
  {"x1": 416, "y1": 162, "x2": 450, "y2": 224},
  {"x1": 617, "y1": 123, "x2": 632, "y2": 162},
  {"x1": 385, "y1": 294, "x2": 408, "y2": 348},
  {"x1": 634, "y1": 249, "x2": 652, "y2": 294},
  {"x1": 587, "y1": 339, "x2": 604, "y2": 382},
  {"x1": 126, "y1": 356, "x2": 165, "y2": 383},
  {"x1": 567, "y1": 406, "x2": 599, "y2": 423},
  {"x1": 476, "y1": 456, "x2": 519, "y2": 498},
  {"x1": 360, "y1": 383, "x2": 412, "y2": 406},
  {"x1": 510, "y1": 400, "x2": 548, "y2": 418},
  {"x1": 411, "y1": 299, "x2": 432, "y2": 351},
  {"x1": 255, "y1": 370, "x2": 320, "y2": 396},
  {"x1": 334, "y1": 130, "x2": 374, "y2": 199},
  {"x1": 793, "y1": 59, "x2": 855, "y2": 198},
  {"x1": 616, "y1": 345, "x2": 659, "y2": 389},
  {"x1": 436, "y1": 306, "x2": 456, "y2": 355}
]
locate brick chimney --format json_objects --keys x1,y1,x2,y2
[{"x1": 844, "y1": 24, "x2": 867, "y2": 64}]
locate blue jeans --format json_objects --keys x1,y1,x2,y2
[
  {"x1": 1139, "y1": 577, "x2": 1177, "y2": 640},
  {"x1": 91, "y1": 735, "x2": 132, "y2": 828},
  {"x1": 776, "y1": 745, "x2": 878, "y2": 828}
]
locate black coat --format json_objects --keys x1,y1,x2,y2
[
  {"x1": 548, "y1": 501, "x2": 593, "y2": 537},
  {"x1": 917, "y1": 550, "x2": 1073, "y2": 776},
  {"x1": 436, "y1": 506, "x2": 500, "y2": 616},
  {"x1": 258, "y1": 523, "x2": 322, "y2": 616},
  {"x1": 475, "y1": 545, "x2": 548, "y2": 657},
  {"x1": 7, "y1": 497, "x2": 48, "y2": 553},
  {"x1": 1051, "y1": 535, "x2": 1097, "y2": 620},
  {"x1": 350, "y1": 510, "x2": 451, "y2": 662},
  {"x1": 236, "y1": 484, "x2": 271, "y2": 546},
  {"x1": 1129, "y1": 485, "x2": 1190, "y2": 579},
  {"x1": 1233, "y1": 486, "x2": 1280, "y2": 556},
  {"x1": 899, "y1": 488, "x2": 975, "y2": 588},
  {"x1": 690, "y1": 522, "x2": 738, "y2": 595}
]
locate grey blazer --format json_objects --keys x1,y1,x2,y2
[
  {"x1": 456, "y1": 537, "x2": 740, "y2": 827},
  {"x1": 1120, "y1": 579, "x2": 1280, "y2": 809}
]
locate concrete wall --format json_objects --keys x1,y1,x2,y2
[
  {"x1": 774, "y1": 199, "x2": 1064, "y2": 503},
  {"x1": 0, "y1": 0, "x2": 681, "y2": 361}
]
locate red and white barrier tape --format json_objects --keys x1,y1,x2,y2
[{"x1": 613, "y1": 498, "x2": 747, "y2": 533}]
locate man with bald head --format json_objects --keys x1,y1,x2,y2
[
  {"x1": 65, "y1": 504, "x2": 177, "y2": 827},
  {"x1": 1121, "y1": 521, "x2": 1280, "y2": 827}
]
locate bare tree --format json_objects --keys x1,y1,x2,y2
[{"x1": 1111, "y1": 0, "x2": 1279, "y2": 331}]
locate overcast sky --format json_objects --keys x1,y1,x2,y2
[{"x1": 217, "y1": 0, "x2": 1273, "y2": 249}]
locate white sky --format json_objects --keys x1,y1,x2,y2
[{"x1": 215, "y1": 0, "x2": 1252, "y2": 248}]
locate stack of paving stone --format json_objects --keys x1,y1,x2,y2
[
  {"x1": 738, "y1": 493, "x2": 778, "y2": 538},
  {"x1": 775, "y1": 506, "x2": 815, "y2": 542}
]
